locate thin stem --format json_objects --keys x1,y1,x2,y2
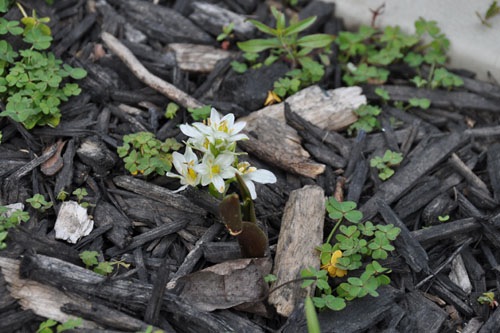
[{"x1": 326, "y1": 217, "x2": 343, "y2": 244}]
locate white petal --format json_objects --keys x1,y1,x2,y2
[
  {"x1": 210, "y1": 108, "x2": 221, "y2": 123},
  {"x1": 212, "y1": 176, "x2": 225, "y2": 193},
  {"x1": 229, "y1": 133, "x2": 249, "y2": 141},
  {"x1": 215, "y1": 153, "x2": 235, "y2": 166},
  {"x1": 245, "y1": 180, "x2": 257, "y2": 200},
  {"x1": 220, "y1": 113, "x2": 235, "y2": 127},
  {"x1": 171, "y1": 152, "x2": 186, "y2": 174},
  {"x1": 180, "y1": 124, "x2": 201, "y2": 138},
  {"x1": 248, "y1": 169, "x2": 277, "y2": 184},
  {"x1": 171, "y1": 184, "x2": 189, "y2": 193},
  {"x1": 166, "y1": 171, "x2": 182, "y2": 179},
  {"x1": 184, "y1": 146, "x2": 198, "y2": 163},
  {"x1": 231, "y1": 121, "x2": 246, "y2": 134},
  {"x1": 220, "y1": 166, "x2": 238, "y2": 179}
]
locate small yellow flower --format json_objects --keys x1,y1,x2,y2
[{"x1": 321, "y1": 250, "x2": 347, "y2": 278}]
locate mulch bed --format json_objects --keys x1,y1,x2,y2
[{"x1": 2, "y1": 1, "x2": 500, "y2": 332}]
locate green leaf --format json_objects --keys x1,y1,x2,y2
[
  {"x1": 247, "y1": 18, "x2": 277, "y2": 36},
  {"x1": 23, "y1": 28, "x2": 52, "y2": 50},
  {"x1": 305, "y1": 296, "x2": 321, "y2": 333},
  {"x1": 79, "y1": 250, "x2": 99, "y2": 267},
  {"x1": 264, "y1": 274, "x2": 277, "y2": 283},
  {"x1": 324, "y1": 295, "x2": 346, "y2": 311},
  {"x1": 283, "y1": 16, "x2": 316, "y2": 36},
  {"x1": 237, "y1": 38, "x2": 281, "y2": 53},
  {"x1": 94, "y1": 261, "x2": 113, "y2": 275},
  {"x1": 187, "y1": 105, "x2": 211, "y2": 121},
  {"x1": 296, "y1": 34, "x2": 335, "y2": 49},
  {"x1": 65, "y1": 66, "x2": 87, "y2": 79}
]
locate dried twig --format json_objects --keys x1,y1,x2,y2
[{"x1": 101, "y1": 32, "x2": 203, "y2": 110}]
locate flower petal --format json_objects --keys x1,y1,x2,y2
[
  {"x1": 247, "y1": 169, "x2": 277, "y2": 184},
  {"x1": 180, "y1": 124, "x2": 201, "y2": 138},
  {"x1": 245, "y1": 180, "x2": 257, "y2": 200}
]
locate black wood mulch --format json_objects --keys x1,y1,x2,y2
[{"x1": 2, "y1": 1, "x2": 500, "y2": 332}]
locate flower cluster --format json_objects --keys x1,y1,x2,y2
[{"x1": 166, "y1": 108, "x2": 276, "y2": 199}]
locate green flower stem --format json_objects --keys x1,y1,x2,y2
[{"x1": 326, "y1": 217, "x2": 343, "y2": 245}]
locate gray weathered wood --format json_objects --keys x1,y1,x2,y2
[{"x1": 269, "y1": 185, "x2": 325, "y2": 317}]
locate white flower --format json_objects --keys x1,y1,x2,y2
[
  {"x1": 237, "y1": 162, "x2": 277, "y2": 199},
  {"x1": 206, "y1": 108, "x2": 248, "y2": 143},
  {"x1": 180, "y1": 123, "x2": 212, "y2": 153},
  {"x1": 195, "y1": 153, "x2": 237, "y2": 193},
  {"x1": 166, "y1": 146, "x2": 200, "y2": 192}
]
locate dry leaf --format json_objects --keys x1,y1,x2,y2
[{"x1": 178, "y1": 257, "x2": 272, "y2": 312}]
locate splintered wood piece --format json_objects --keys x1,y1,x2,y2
[
  {"x1": 53, "y1": 13, "x2": 97, "y2": 57},
  {"x1": 167, "y1": 223, "x2": 224, "y2": 290},
  {"x1": 361, "y1": 132, "x2": 467, "y2": 219},
  {"x1": 316, "y1": 285, "x2": 400, "y2": 332},
  {"x1": 113, "y1": 175, "x2": 206, "y2": 215},
  {"x1": 113, "y1": 0, "x2": 212, "y2": 44},
  {"x1": 238, "y1": 133, "x2": 325, "y2": 179},
  {"x1": 101, "y1": 32, "x2": 203, "y2": 110},
  {"x1": 400, "y1": 291, "x2": 448, "y2": 333},
  {"x1": 487, "y1": 143, "x2": 500, "y2": 201},
  {"x1": 76, "y1": 136, "x2": 117, "y2": 177},
  {"x1": 364, "y1": 85, "x2": 500, "y2": 112},
  {"x1": 0, "y1": 257, "x2": 99, "y2": 329},
  {"x1": 245, "y1": 85, "x2": 365, "y2": 132},
  {"x1": 94, "y1": 201, "x2": 132, "y2": 249},
  {"x1": 189, "y1": 2, "x2": 255, "y2": 39},
  {"x1": 169, "y1": 43, "x2": 235, "y2": 73},
  {"x1": 448, "y1": 153, "x2": 490, "y2": 194},
  {"x1": 448, "y1": 254, "x2": 472, "y2": 294},
  {"x1": 269, "y1": 185, "x2": 325, "y2": 317},
  {"x1": 411, "y1": 217, "x2": 477, "y2": 244},
  {"x1": 377, "y1": 200, "x2": 429, "y2": 273},
  {"x1": 16, "y1": 253, "x2": 236, "y2": 332},
  {"x1": 284, "y1": 103, "x2": 351, "y2": 158}
]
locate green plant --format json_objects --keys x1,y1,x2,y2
[
  {"x1": 187, "y1": 105, "x2": 212, "y2": 121},
  {"x1": 264, "y1": 273, "x2": 278, "y2": 283},
  {"x1": 26, "y1": 193, "x2": 53, "y2": 212},
  {"x1": 234, "y1": 7, "x2": 334, "y2": 99},
  {"x1": 477, "y1": 291, "x2": 498, "y2": 308},
  {"x1": 370, "y1": 150, "x2": 403, "y2": 180},
  {"x1": 408, "y1": 97, "x2": 431, "y2": 110},
  {"x1": 0, "y1": 6, "x2": 87, "y2": 129},
  {"x1": 164, "y1": 102, "x2": 179, "y2": 120},
  {"x1": 0, "y1": 205, "x2": 29, "y2": 250},
  {"x1": 37, "y1": 318, "x2": 82, "y2": 333},
  {"x1": 336, "y1": 18, "x2": 463, "y2": 90},
  {"x1": 117, "y1": 132, "x2": 181, "y2": 176},
  {"x1": 477, "y1": 1, "x2": 500, "y2": 27},
  {"x1": 301, "y1": 197, "x2": 400, "y2": 312},
  {"x1": 347, "y1": 104, "x2": 381, "y2": 136},
  {"x1": 217, "y1": 22, "x2": 235, "y2": 42},
  {"x1": 79, "y1": 250, "x2": 129, "y2": 276},
  {"x1": 138, "y1": 326, "x2": 165, "y2": 333}
]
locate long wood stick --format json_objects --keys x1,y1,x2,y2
[{"x1": 101, "y1": 32, "x2": 203, "y2": 110}]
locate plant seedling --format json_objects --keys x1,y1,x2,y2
[
  {"x1": 348, "y1": 104, "x2": 382, "y2": 136},
  {"x1": 370, "y1": 149, "x2": 403, "y2": 180},
  {"x1": 476, "y1": 1, "x2": 500, "y2": 27},
  {"x1": 234, "y1": 7, "x2": 334, "y2": 99},
  {"x1": 37, "y1": 317, "x2": 82, "y2": 333},
  {"x1": 0, "y1": 205, "x2": 30, "y2": 250},
  {"x1": 26, "y1": 193, "x2": 53, "y2": 212},
  {"x1": 117, "y1": 132, "x2": 181, "y2": 176}
]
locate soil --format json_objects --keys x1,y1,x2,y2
[{"x1": 1, "y1": 1, "x2": 500, "y2": 333}]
